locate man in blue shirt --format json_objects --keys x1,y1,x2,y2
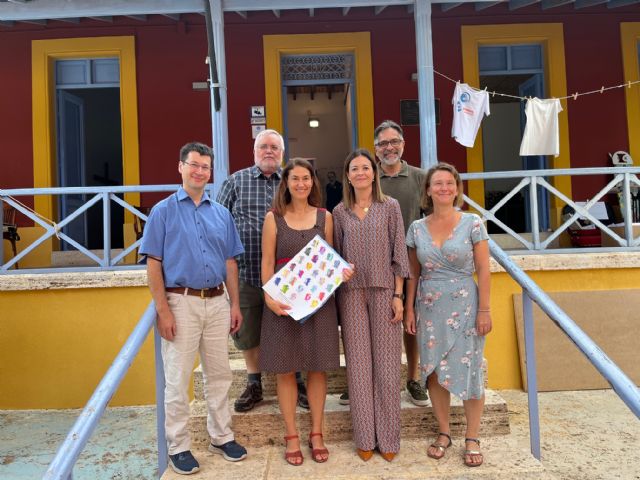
[{"x1": 141, "y1": 142, "x2": 247, "y2": 475}]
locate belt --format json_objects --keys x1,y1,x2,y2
[{"x1": 165, "y1": 284, "x2": 224, "y2": 299}]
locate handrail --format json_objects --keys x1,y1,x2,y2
[
  {"x1": 3, "y1": 167, "x2": 640, "y2": 273},
  {"x1": 40, "y1": 239, "x2": 640, "y2": 476},
  {"x1": 488, "y1": 238, "x2": 640, "y2": 458},
  {"x1": 461, "y1": 167, "x2": 640, "y2": 253},
  {"x1": 43, "y1": 301, "x2": 167, "y2": 480}
]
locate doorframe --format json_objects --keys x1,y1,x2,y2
[
  {"x1": 31, "y1": 36, "x2": 140, "y2": 222},
  {"x1": 621, "y1": 23, "x2": 640, "y2": 164},
  {"x1": 263, "y1": 33, "x2": 374, "y2": 154},
  {"x1": 461, "y1": 24, "x2": 571, "y2": 226}
]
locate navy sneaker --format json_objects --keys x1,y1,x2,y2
[
  {"x1": 209, "y1": 440, "x2": 248, "y2": 462},
  {"x1": 169, "y1": 450, "x2": 200, "y2": 475}
]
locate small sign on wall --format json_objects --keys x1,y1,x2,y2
[
  {"x1": 252, "y1": 124, "x2": 266, "y2": 139},
  {"x1": 400, "y1": 99, "x2": 440, "y2": 126},
  {"x1": 251, "y1": 105, "x2": 265, "y2": 117}
]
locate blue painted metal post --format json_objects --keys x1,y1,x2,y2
[
  {"x1": 154, "y1": 323, "x2": 168, "y2": 478},
  {"x1": 522, "y1": 291, "x2": 541, "y2": 460},
  {"x1": 0, "y1": 197, "x2": 5, "y2": 269},
  {"x1": 414, "y1": 0, "x2": 438, "y2": 169},
  {"x1": 490, "y1": 238, "x2": 640, "y2": 420},
  {"x1": 529, "y1": 176, "x2": 540, "y2": 248},
  {"x1": 43, "y1": 302, "x2": 157, "y2": 480},
  {"x1": 102, "y1": 192, "x2": 111, "y2": 267},
  {"x1": 623, "y1": 172, "x2": 633, "y2": 245},
  {"x1": 208, "y1": 0, "x2": 230, "y2": 198}
]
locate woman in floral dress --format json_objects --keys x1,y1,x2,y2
[{"x1": 404, "y1": 162, "x2": 492, "y2": 468}]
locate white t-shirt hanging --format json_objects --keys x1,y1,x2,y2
[
  {"x1": 451, "y1": 82, "x2": 490, "y2": 148},
  {"x1": 519, "y1": 97, "x2": 563, "y2": 157}
]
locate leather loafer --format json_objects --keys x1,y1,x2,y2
[
  {"x1": 356, "y1": 449, "x2": 374, "y2": 461},
  {"x1": 380, "y1": 451, "x2": 396, "y2": 462}
]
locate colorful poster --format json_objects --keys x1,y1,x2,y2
[{"x1": 262, "y1": 234, "x2": 350, "y2": 321}]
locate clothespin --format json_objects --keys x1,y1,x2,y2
[
  {"x1": 600, "y1": 86, "x2": 604, "y2": 94},
  {"x1": 491, "y1": 91, "x2": 496, "y2": 97},
  {"x1": 628, "y1": 81, "x2": 632, "y2": 89},
  {"x1": 572, "y1": 92, "x2": 578, "y2": 100}
]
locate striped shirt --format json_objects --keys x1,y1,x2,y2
[{"x1": 216, "y1": 165, "x2": 282, "y2": 287}]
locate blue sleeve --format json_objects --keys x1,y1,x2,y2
[{"x1": 139, "y1": 203, "x2": 167, "y2": 259}]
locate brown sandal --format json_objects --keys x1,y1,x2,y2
[
  {"x1": 284, "y1": 434, "x2": 303, "y2": 466},
  {"x1": 464, "y1": 438, "x2": 483, "y2": 467},
  {"x1": 308, "y1": 432, "x2": 329, "y2": 463},
  {"x1": 427, "y1": 432, "x2": 452, "y2": 460}
]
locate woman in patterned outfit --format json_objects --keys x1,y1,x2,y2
[
  {"x1": 333, "y1": 149, "x2": 410, "y2": 462},
  {"x1": 260, "y1": 158, "x2": 352, "y2": 466},
  {"x1": 404, "y1": 162, "x2": 492, "y2": 467}
]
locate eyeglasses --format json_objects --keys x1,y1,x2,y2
[
  {"x1": 182, "y1": 161, "x2": 211, "y2": 172},
  {"x1": 258, "y1": 144, "x2": 282, "y2": 153},
  {"x1": 375, "y1": 138, "x2": 404, "y2": 149}
]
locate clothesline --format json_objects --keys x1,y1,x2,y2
[{"x1": 431, "y1": 68, "x2": 640, "y2": 101}]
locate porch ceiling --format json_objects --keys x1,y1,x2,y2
[{"x1": 0, "y1": 0, "x2": 637, "y2": 27}]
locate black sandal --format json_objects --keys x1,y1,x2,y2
[{"x1": 427, "y1": 432, "x2": 452, "y2": 460}]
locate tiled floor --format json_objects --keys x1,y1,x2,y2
[
  {"x1": 0, "y1": 406, "x2": 157, "y2": 480},
  {"x1": 1, "y1": 389, "x2": 639, "y2": 479}
]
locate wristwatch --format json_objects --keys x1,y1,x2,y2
[{"x1": 393, "y1": 293, "x2": 404, "y2": 300}]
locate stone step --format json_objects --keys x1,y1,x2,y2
[
  {"x1": 161, "y1": 436, "x2": 553, "y2": 480},
  {"x1": 226, "y1": 336, "x2": 243, "y2": 359},
  {"x1": 193, "y1": 355, "x2": 488, "y2": 402},
  {"x1": 226, "y1": 327, "x2": 346, "y2": 359},
  {"x1": 187, "y1": 389, "x2": 509, "y2": 449},
  {"x1": 193, "y1": 355, "x2": 410, "y2": 401}
]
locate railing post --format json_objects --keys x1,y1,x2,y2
[
  {"x1": 154, "y1": 323, "x2": 168, "y2": 478},
  {"x1": 523, "y1": 291, "x2": 541, "y2": 460},
  {"x1": 0, "y1": 196, "x2": 5, "y2": 270},
  {"x1": 529, "y1": 175, "x2": 540, "y2": 249},
  {"x1": 102, "y1": 192, "x2": 111, "y2": 267},
  {"x1": 623, "y1": 172, "x2": 633, "y2": 246}
]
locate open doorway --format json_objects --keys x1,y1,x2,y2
[
  {"x1": 55, "y1": 59, "x2": 123, "y2": 250},
  {"x1": 479, "y1": 44, "x2": 550, "y2": 234},
  {"x1": 281, "y1": 54, "x2": 356, "y2": 210}
]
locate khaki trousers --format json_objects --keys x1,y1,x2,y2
[{"x1": 162, "y1": 292, "x2": 234, "y2": 454}]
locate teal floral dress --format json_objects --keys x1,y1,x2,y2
[{"x1": 406, "y1": 213, "x2": 489, "y2": 400}]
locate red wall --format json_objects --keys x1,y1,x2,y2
[{"x1": 1, "y1": 6, "x2": 640, "y2": 204}]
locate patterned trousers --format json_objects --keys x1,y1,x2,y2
[{"x1": 339, "y1": 287, "x2": 403, "y2": 453}]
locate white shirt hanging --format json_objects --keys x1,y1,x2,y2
[
  {"x1": 451, "y1": 83, "x2": 490, "y2": 148},
  {"x1": 519, "y1": 97, "x2": 563, "y2": 157}
]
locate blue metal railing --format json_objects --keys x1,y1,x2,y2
[
  {"x1": 2, "y1": 167, "x2": 640, "y2": 273},
  {"x1": 488, "y1": 239, "x2": 640, "y2": 458},
  {"x1": 43, "y1": 302, "x2": 168, "y2": 480},
  {"x1": 1, "y1": 185, "x2": 190, "y2": 274},
  {"x1": 41, "y1": 240, "x2": 640, "y2": 478},
  {"x1": 462, "y1": 166, "x2": 640, "y2": 253}
]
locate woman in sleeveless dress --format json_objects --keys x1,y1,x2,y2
[
  {"x1": 260, "y1": 158, "x2": 352, "y2": 466},
  {"x1": 404, "y1": 162, "x2": 492, "y2": 468}
]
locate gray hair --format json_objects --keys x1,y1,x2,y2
[
  {"x1": 374, "y1": 120, "x2": 404, "y2": 142},
  {"x1": 253, "y1": 129, "x2": 285, "y2": 152}
]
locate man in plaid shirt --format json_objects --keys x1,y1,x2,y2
[{"x1": 217, "y1": 129, "x2": 309, "y2": 412}]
